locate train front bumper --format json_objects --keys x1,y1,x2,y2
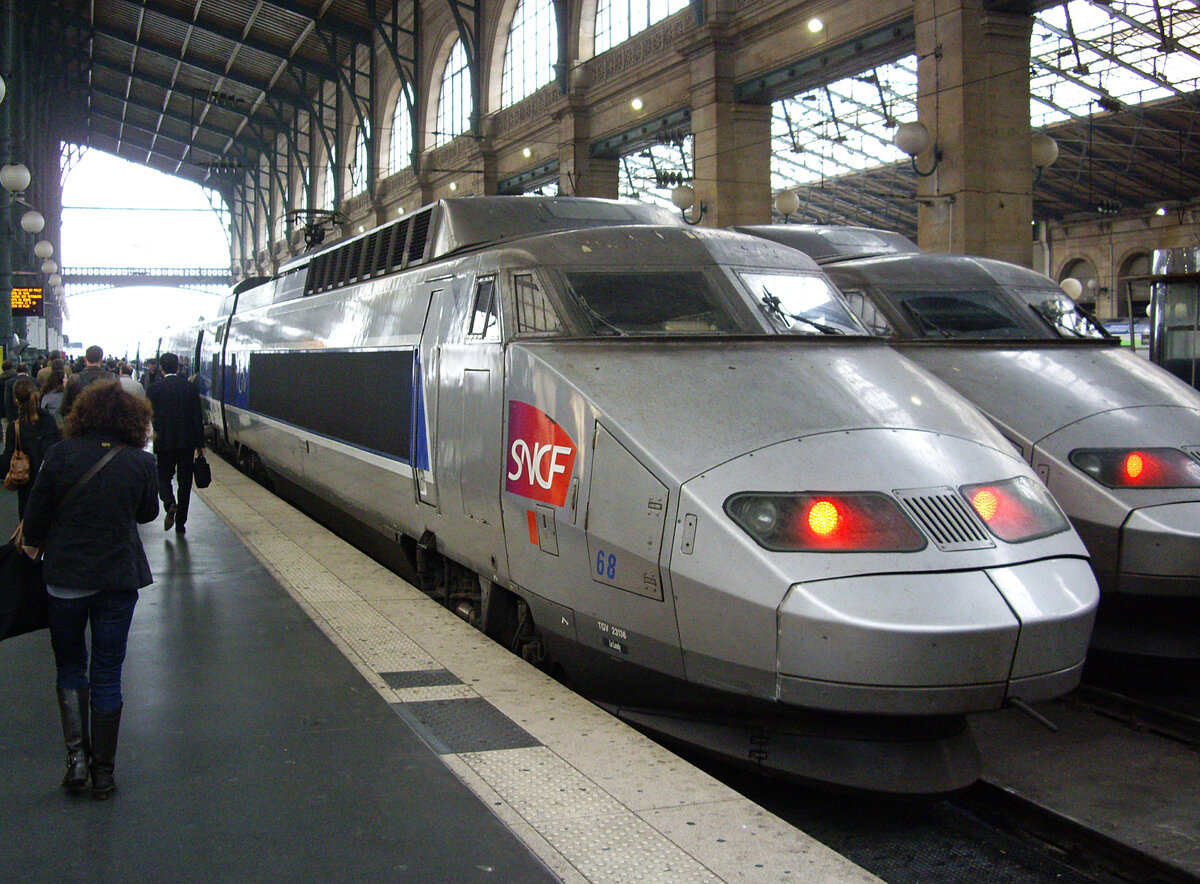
[
  {"x1": 1117, "y1": 501, "x2": 1200, "y2": 596},
  {"x1": 776, "y1": 557, "x2": 1098, "y2": 715}
]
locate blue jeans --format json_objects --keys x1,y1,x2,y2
[{"x1": 47, "y1": 590, "x2": 139, "y2": 713}]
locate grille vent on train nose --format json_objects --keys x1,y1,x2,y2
[{"x1": 893, "y1": 487, "x2": 995, "y2": 551}]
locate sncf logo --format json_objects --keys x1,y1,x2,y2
[{"x1": 506, "y1": 401, "x2": 576, "y2": 506}]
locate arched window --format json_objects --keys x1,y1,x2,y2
[
  {"x1": 595, "y1": 0, "x2": 688, "y2": 54},
  {"x1": 502, "y1": 0, "x2": 557, "y2": 108},
  {"x1": 436, "y1": 40, "x2": 472, "y2": 147},
  {"x1": 322, "y1": 159, "x2": 336, "y2": 211},
  {"x1": 390, "y1": 89, "x2": 414, "y2": 173},
  {"x1": 351, "y1": 122, "x2": 371, "y2": 194}
]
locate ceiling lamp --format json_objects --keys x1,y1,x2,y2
[
  {"x1": 47, "y1": 273, "x2": 62, "y2": 288},
  {"x1": 34, "y1": 240, "x2": 54, "y2": 259},
  {"x1": 41, "y1": 259, "x2": 58, "y2": 275}
]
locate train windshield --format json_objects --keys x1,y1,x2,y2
[
  {"x1": 738, "y1": 272, "x2": 865, "y2": 336},
  {"x1": 883, "y1": 288, "x2": 1044, "y2": 338},
  {"x1": 561, "y1": 271, "x2": 743, "y2": 336},
  {"x1": 1010, "y1": 287, "x2": 1109, "y2": 339}
]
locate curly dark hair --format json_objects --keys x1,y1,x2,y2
[{"x1": 63, "y1": 379, "x2": 153, "y2": 447}]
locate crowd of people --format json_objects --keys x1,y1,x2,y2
[{"x1": 1, "y1": 344, "x2": 204, "y2": 802}]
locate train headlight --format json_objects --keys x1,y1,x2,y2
[
  {"x1": 725, "y1": 492, "x2": 927, "y2": 552},
  {"x1": 1069, "y1": 448, "x2": 1200, "y2": 489},
  {"x1": 960, "y1": 476, "x2": 1069, "y2": 543}
]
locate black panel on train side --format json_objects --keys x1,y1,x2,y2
[{"x1": 248, "y1": 350, "x2": 414, "y2": 462}]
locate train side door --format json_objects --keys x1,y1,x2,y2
[
  {"x1": 414, "y1": 287, "x2": 447, "y2": 507},
  {"x1": 456, "y1": 276, "x2": 505, "y2": 527}
]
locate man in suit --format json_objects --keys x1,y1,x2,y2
[
  {"x1": 147, "y1": 352, "x2": 205, "y2": 535},
  {"x1": 60, "y1": 345, "x2": 114, "y2": 418}
]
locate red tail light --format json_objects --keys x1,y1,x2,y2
[
  {"x1": 1070, "y1": 448, "x2": 1200, "y2": 488},
  {"x1": 961, "y1": 476, "x2": 1068, "y2": 543},
  {"x1": 726, "y1": 492, "x2": 926, "y2": 552}
]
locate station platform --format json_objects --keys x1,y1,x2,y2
[{"x1": 0, "y1": 455, "x2": 877, "y2": 883}]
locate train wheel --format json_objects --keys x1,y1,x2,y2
[{"x1": 511, "y1": 598, "x2": 546, "y2": 666}]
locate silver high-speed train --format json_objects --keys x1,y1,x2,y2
[
  {"x1": 739, "y1": 224, "x2": 1200, "y2": 657},
  {"x1": 152, "y1": 198, "x2": 1099, "y2": 793}
]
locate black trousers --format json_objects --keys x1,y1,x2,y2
[{"x1": 156, "y1": 448, "x2": 194, "y2": 527}]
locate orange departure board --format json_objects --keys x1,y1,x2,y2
[{"x1": 10, "y1": 286, "x2": 44, "y2": 317}]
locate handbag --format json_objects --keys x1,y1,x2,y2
[
  {"x1": 4, "y1": 422, "x2": 30, "y2": 490},
  {"x1": 0, "y1": 535, "x2": 47, "y2": 640},
  {"x1": 193, "y1": 452, "x2": 212, "y2": 489},
  {"x1": 0, "y1": 443, "x2": 126, "y2": 641}
]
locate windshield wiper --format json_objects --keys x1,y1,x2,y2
[
  {"x1": 1029, "y1": 301, "x2": 1110, "y2": 339},
  {"x1": 901, "y1": 301, "x2": 953, "y2": 338},
  {"x1": 579, "y1": 300, "x2": 626, "y2": 336},
  {"x1": 760, "y1": 288, "x2": 842, "y2": 335}
]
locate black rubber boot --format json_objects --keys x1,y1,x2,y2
[
  {"x1": 56, "y1": 686, "x2": 90, "y2": 792},
  {"x1": 89, "y1": 705, "x2": 122, "y2": 801}
]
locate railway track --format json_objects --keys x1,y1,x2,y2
[
  {"x1": 959, "y1": 780, "x2": 1200, "y2": 884},
  {"x1": 1061, "y1": 684, "x2": 1200, "y2": 750}
]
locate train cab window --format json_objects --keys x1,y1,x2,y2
[
  {"x1": 739, "y1": 272, "x2": 865, "y2": 336},
  {"x1": 468, "y1": 277, "x2": 500, "y2": 341},
  {"x1": 887, "y1": 289, "x2": 1041, "y2": 338},
  {"x1": 1015, "y1": 288, "x2": 1109, "y2": 340},
  {"x1": 840, "y1": 288, "x2": 894, "y2": 336},
  {"x1": 562, "y1": 271, "x2": 740, "y2": 336},
  {"x1": 513, "y1": 273, "x2": 563, "y2": 335}
]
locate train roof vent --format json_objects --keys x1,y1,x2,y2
[
  {"x1": 893, "y1": 487, "x2": 994, "y2": 552},
  {"x1": 1185, "y1": 446, "x2": 1200, "y2": 467},
  {"x1": 407, "y1": 209, "x2": 432, "y2": 266},
  {"x1": 360, "y1": 229, "x2": 380, "y2": 278},
  {"x1": 304, "y1": 255, "x2": 325, "y2": 294},
  {"x1": 344, "y1": 238, "x2": 364, "y2": 285}
]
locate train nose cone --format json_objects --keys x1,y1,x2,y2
[
  {"x1": 776, "y1": 559, "x2": 1098, "y2": 716},
  {"x1": 1119, "y1": 501, "x2": 1200, "y2": 592}
]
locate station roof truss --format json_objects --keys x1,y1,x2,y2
[{"x1": 22, "y1": 0, "x2": 1200, "y2": 243}]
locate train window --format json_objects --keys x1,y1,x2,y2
[
  {"x1": 739, "y1": 272, "x2": 864, "y2": 336},
  {"x1": 468, "y1": 278, "x2": 500, "y2": 340},
  {"x1": 887, "y1": 289, "x2": 1040, "y2": 338},
  {"x1": 513, "y1": 273, "x2": 563, "y2": 335},
  {"x1": 1015, "y1": 288, "x2": 1109, "y2": 340},
  {"x1": 840, "y1": 288, "x2": 893, "y2": 336},
  {"x1": 562, "y1": 271, "x2": 740, "y2": 336}
]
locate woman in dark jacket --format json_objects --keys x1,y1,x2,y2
[
  {"x1": 22, "y1": 380, "x2": 158, "y2": 800},
  {"x1": 0, "y1": 378, "x2": 62, "y2": 517}
]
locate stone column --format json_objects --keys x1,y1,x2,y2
[
  {"x1": 680, "y1": 30, "x2": 772, "y2": 228},
  {"x1": 912, "y1": 0, "x2": 1034, "y2": 265},
  {"x1": 557, "y1": 106, "x2": 619, "y2": 198}
]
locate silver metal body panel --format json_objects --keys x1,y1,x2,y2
[
  {"x1": 517, "y1": 339, "x2": 1014, "y2": 483},
  {"x1": 732, "y1": 224, "x2": 920, "y2": 263},
  {"x1": 895, "y1": 344, "x2": 1200, "y2": 454},
  {"x1": 1120, "y1": 502, "x2": 1200, "y2": 582}
]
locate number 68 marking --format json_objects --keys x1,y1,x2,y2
[{"x1": 595, "y1": 550, "x2": 617, "y2": 580}]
